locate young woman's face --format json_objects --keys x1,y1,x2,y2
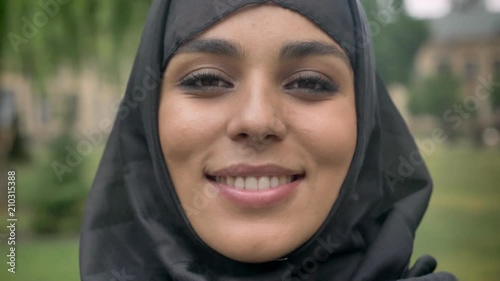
[{"x1": 159, "y1": 4, "x2": 356, "y2": 263}]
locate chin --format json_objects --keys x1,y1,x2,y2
[
  {"x1": 201, "y1": 226, "x2": 305, "y2": 263},
  {"x1": 220, "y1": 242, "x2": 291, "y2": 263}
]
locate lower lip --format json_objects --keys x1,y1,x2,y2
[{"x1": 208, "y1": 177, "x2": 303, "y2": 209}]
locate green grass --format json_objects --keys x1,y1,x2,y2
[
  {"x1": 412, "y1": 146, "x2": 500, "y2": 281},
  {"x1": 0, "y1": 237, "x2": 80, "y2": 281},
  {"x1": 1, "y1": 145, "x2": 498, "y2": 280},
  {"x1": 0, "y1": 145, "x2": 102, "y2": 281}
]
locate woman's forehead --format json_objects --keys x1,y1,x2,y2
[{"x1": 169, "y1": 4, "x2": 352, "y2": 70}]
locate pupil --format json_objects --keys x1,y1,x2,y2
[
  {"x1": 201, "y1": 78, "x2": 217, "y2": 86},
  {"x1": 299, "y1": 80, "x2": 316, "y2": 89}
]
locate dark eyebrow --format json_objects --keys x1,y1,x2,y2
[
  {"x1": 280, "y1": 40, "x2": 350, "y2": 66},
  {"x1": 175, "y1": 38, "x2": 244, "y2": 58},
  {"x1": 174, "y1": 39, "x2": 350, "y2": 67}
]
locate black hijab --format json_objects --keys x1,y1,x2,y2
[{"x1": 79, "y1": 1, "x2": 457, "y2": 280}]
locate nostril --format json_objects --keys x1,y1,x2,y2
[{"x1": 238, "y1": 132, "x2": 250, "y2": 139}]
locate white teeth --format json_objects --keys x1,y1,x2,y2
[
  {"x1": 279, "y1": 176, "x2": 287, "y2": 185},
  {"x1": 245, "y1": 177, "x2": 258, "y2": 190},
  {"x1": 234, "y1": 177, "x2": 245, "y2": 190},
  {"x1": 211, "y1": 175, "x2": 298, "y2": 190},
  {"x1": 270, "y1": 176, "x2": 280, "y2": 188},
  {"x1": 258, "y1": 177, "x2": 271, "y2": 190}
]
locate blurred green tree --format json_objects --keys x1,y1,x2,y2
[
  {"x1": 30, "y1": 96, "x2": 87, "y2": 234},
  {"x1": 7, "y1": 117, "x2": 30, "y2": 163},
  {"x1": 0, "y1": 1, "x2": 149, "y2": 234},
  {"x1": 361, "y1": 0, "x2": 429, "y2": 85},
  {"x1": 409, "y1": 73, "x2": 463, "y2": 140},
  {"x1": 492, "y1": 74, "x2": 500, "y2": 131},
  {"x1": 1, "y1": 0, "x2": 151, "y2": 88},
  {"x1": 0, "y1": 1, "x2": 7, "y2": 61}
]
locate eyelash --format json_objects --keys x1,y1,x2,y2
[
  {"x1": 179, "y1": 70, "x2": 234, "y2": 90},
  {"x1": 283, "y1": 73, "x2": 339, "y2": 94},
  {"x1": 178, "y1": 71, "x2": 339, "y2": 95}
]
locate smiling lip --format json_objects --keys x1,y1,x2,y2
[
  {"x1": 206, "y1": 164, "x2": 305, "y2": 208},
  {"x1": 209, "y1": 164, "x2": 302, "y2": 177}
]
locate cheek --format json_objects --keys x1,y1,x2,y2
[
  {"x1": 158, "y1": 97, "x2": 223, "y2": 206},
  {"x1": 291, "y1": 97, "x2": 357, "y2": 168},
  {"x1": 158, "y1": 98, "x2": 221, "y2": 164}
]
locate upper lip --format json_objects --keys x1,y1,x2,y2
[{"x1": 208, "y1": 164, "x2": 304, "y2": 177}]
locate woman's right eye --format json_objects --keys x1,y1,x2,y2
[{"x1": 179, "y1": 71, "x2": 234, "y2": 90}]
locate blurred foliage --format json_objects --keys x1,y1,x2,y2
[
  {"x1": 408, "y1": 73, "x2": 463, "y2": 141},
  {"x1": 30, "y1": 138, "x2": 87, "y2": 234},
  {"x1": 29, "y1": 99, "x2": 87, "y2": 234},
  {"x1": 0, "y1": 0, "x2": 429, "y2": 90},
  {"x1": 361, "y1": 0, "x2": 429, "y2": 85},
  {"x1": 0, "y1": 0, "x2": 431, "y2": 93},
  {"x1": 0, "y1": 0, "x2": 151, "y2": 91},
  {"x1": 7, "y1": 116, "x2": 31, "y2": 163},
  {"x1": 0, "y1": 0, "x2": 7, "y2": 57},
  {"x1": 492, "y1": 74, "x2": 500, "y2": 131},
  {"x1": 492, "y1": 74, "x2": 500, "y2": 110},
  {"x1": 408, "y1": 73, "x2": 462, "y2": 117}
]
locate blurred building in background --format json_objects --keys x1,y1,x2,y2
[
  {"x1": 0, "y1": 68, "x2": 122, "y2": 144},
  {"x1": 414, "y1": 0, "x2": 500, "y2": 126}
]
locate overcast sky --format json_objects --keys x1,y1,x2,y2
[{"x1": 405, "y1": 0, "x2": 500, "y2": 18}]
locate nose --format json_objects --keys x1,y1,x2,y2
[{"x1": 226, "y1": 76, "x2": 287, "y2": 150}]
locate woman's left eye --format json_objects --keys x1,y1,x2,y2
[
  {"x1": 286, "y1": 79, "x2": 324, "y2": 91},
  {"x1": 191, "y1": 77, "x2": 231, "y2": 88},
  {"x1": 283, "y1": 73, "x2": 339, "y2": 94}
]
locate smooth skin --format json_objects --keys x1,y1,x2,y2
[{"x1": 159, "y1": 3, "x2": 357, "y2": 263}]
